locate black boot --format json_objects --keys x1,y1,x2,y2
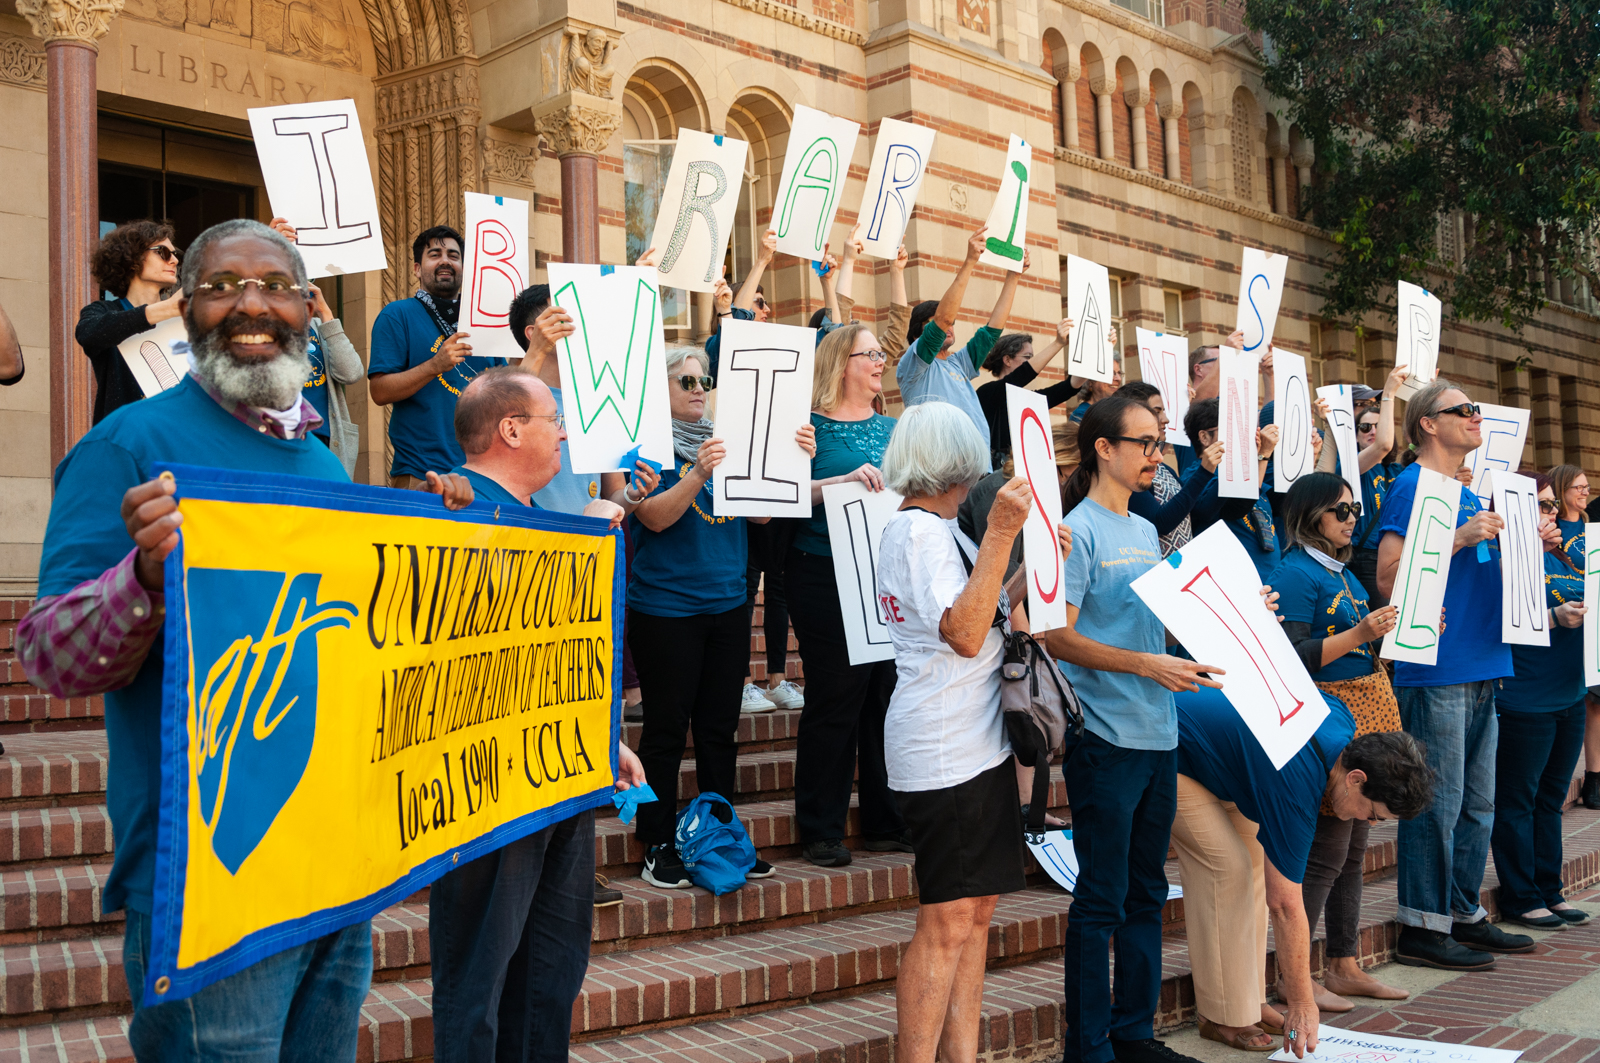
[{"x1": 1584, "y1": 771, "x2": 1600, "y2": 811}]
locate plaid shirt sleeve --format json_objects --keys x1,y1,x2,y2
[{"x1": 16, "y1": 549, "x2": 165, "y2": 699}]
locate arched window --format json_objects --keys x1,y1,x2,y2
[{"x1": 1231, "y1": 93, "x2": 1254, "y2": 201}]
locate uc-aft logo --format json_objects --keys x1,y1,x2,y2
[{"x1": 188, "y1": 571, "x2": 358, "y2": 874}]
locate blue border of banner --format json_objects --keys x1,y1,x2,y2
[{"x1": 146, "y1": 463, "x2": 626, "y2": 1003}]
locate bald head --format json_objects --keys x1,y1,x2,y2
[{"x1": 455, "y1": 365, "x2": 553, "y2": 456}]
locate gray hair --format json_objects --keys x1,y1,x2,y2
[
  {"x1": 882, "y1": 400, "x2": 989, "y2": 497},
  {"x1": 179, "y1": 219, "x2": 308, "y2": 295},
  {"x1": 665, "y1": 344, "x2": 706, "y2": 376}
]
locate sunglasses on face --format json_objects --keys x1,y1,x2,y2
[
  {"x1": 1107, "y1": 435, "x2": 1163, "y2": 458},
  {"x1": 676, "y1": 375, "x2": 713, "y2": 392},
  {"x1": 1357, "y1": 421, "x2": 1378, "y2": 434},
  {"x1": 148, "y1": 245, "x2": 182, "y2": 263},
  {"x1": 754, "y1": 297, "x2": 768, "y2": 310},
  {"x1": 1431, "y1": 402, "x2": 1482, "y2": 419},
  {"x1": 1539, "y1": 499, "x2": 1560, "y2": 514},
  {"x1": 850, "y1": 349, "x2": 887, "y2": 363},
  {"x1": 1326, "y1": 501, "x2": 1363, "y2": 522}
]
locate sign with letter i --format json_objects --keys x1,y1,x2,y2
[
  {"x1": 979, "y1": 135, "x2": 1031, "y2": 272},
  {"x1": 461, "y1": 192, "x2": 530, "y2": 362}
]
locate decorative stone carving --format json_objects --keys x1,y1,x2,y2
[
  {"x1": 17, "y1": 0, "x2": 125, "y2": 45},
  {"x1": 1089, "y1": 75, "x2": 1116, "y2": 97},
  {"x1": 0, "y1": 32, "x2": 48, "y2": 86},
  {"x1": 564, "y1": 27, "x2": 615, "y2": 98},
  {"x1": 533, "y1": 96, "x2": 623, "y2": 157},
  {"x1": 949, "y1": 183, "x2": 969, "y2": 214},
  {"x1": 482, "y1": 133, "x2": 539, "y2": 185}
]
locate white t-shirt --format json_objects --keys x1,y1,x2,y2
[{"x1": 877, "y1": 508, "x2": 1012, "y2": 792}]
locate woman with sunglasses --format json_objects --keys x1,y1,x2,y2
[
  {"x1": 1490, "y1": 472, "x2": 1591, "y2": 929},
  {"x1": 77, "y1": 221, "x2": 186, "y2": 424},
  {"x1": 1345, "y1": 366, "x2": 1411, "y2": 605},
  {"x1": 1267, "y1": 472, "x2": 1408, "y2": 1014},
  {"x1": 628, "y1": 346, "x2": 817, "y2": 889}
]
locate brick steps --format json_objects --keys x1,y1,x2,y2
[{"x1": 620, "y1": 708, "x2": 803, "y2": 754}]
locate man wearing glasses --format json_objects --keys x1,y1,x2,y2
[
  {"x1": 18, "y1": 219, "x2": 474, "y2": 1058},
  {"x1": 1374, "y1": 378, "x2": 1534, "y2": 969}
]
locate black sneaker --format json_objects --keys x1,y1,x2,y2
[
  {"x1": 593, "y1": 873, "x2": 624, "y2": 908},
  {"x1": 861, "y1": 831, "x2": 915, "y2": 853},
  {"x1": 1395, "y1": 926, "x2": 1496, "y2": 970},
  {"x1": 1112, "y1": 1037, "x2": 1205, "y2": 1063},
  {"x1": 747, "y1": 858, "x2": 777, "y2": 879},
  {"x1": 802, "y1": 839, "x2": 852, "y2": 867},
  {"x1": 641, "y1": 844, "x2": 692, "y2": 889},
  {"x1": 1452, "y1": 919, "x2": 1536, "y2": 954}
]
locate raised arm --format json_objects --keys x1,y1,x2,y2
[
  {"x1": 934, "y1": 227, "x2": 987, "y2": 335},
  {"x1": 734, "y1": 229, "x2": 777, "y2": 312},
  {"x1": 835, "y1": 224, "x2": 865, "y2": 305},
  {"x1": 1359, "y1": 364, "x2": 1408, "y2": 473},
  {"x1": 942, "y1": 478, "x2": 1028, "y2": 657}
]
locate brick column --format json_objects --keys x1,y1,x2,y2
[
  {"x1": 1529, "y1": 369, "x2": 1563, "y2": 470},
  {"x1": 1054, "y1": 61, "x2": 1080, "y2": 151},
  {"x1": 1159, "y1": 102, "x2": 1182, "y2": 181},
  {"x1": 535, "y1": 102, "x2": 621, "y2": 265},
  {"x1": 1091, "y1": 78, "x2": 1115, "y2": 161},
  {"x1": 1125, "y1": 84, "x2": 1151, "y2": 172}
]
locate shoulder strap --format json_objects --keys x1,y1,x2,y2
[{"x1": 917, "y1": 510, "x2": 1007, "y2": 630}]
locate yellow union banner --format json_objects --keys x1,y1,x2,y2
[{"x1": 147, "y1": 464, "x2": 622, "y2": 1003}]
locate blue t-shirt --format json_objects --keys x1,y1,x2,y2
[
  {"x1": 1228, "y1": 492, "x2": 1281, "y2": 583},
  {"x1": 1354, "y1": 462, "x2": 1404, "y2": 551},
  {"x1": 896, "y1": 336, "x2": 991, "y2": 464},
  {"x1": 1269, "y1": 548, "x2": 1377, "y2": 682},
  {"x1": 1175, "y1": 686, "x2": 1355, "y2": 883},
  {"x1": 450, "y1": 464, "x2": 533, "y2": 509},
  {"x1": 528, "y1": 387, "x2": 603, "y2": 515},
  {"x1": 1377, "y1": 463, "x2": 1513, "y2": 687},
  {"x1": 368, "y1": 298, "x2": 507, "y2": 479},
  {"x1": 303, "y1": 323, "x2": 330, "y2": 441},
  {"x1": 629, "y1": 459, "x2": 748, "y2": 616},
  {"x1": 1499, "y1": 550, "x2": 1586, "y2": 713},
  {"x1": 1173, "y1": 443, "x2": 1199, "y2": 479},
  {"x1": 37, "y1": 375, "x2": 348, "y2": 915},
  {"x1": 793, "y1": 412, "x2": 896, "y2": 557},
  {"x1": 1558, "y1": 519, "x2": 1586, "y2": 574},
  {"x1": 1069, "y1": 401, "x2": 1089, "y2": 423},
  {"x1": 1059, "y1": 499, "x2": 1175, "y2": 750}
]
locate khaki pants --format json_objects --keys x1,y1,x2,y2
[
  {"x1": 389, "y1": 474, "x2": 430, "y2": 491},
  {"x1": 1170, "y1": 773, "x2": 1268, "y2": 1027}
]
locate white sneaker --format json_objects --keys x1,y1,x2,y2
[
  {"x1": 767, "y1": 680, "x2": 805, "y2": 709},
  {"x1": 741, "y1": 683, "x2": 777, "y2": 713}
]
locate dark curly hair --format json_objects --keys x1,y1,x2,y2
[
  {"x1": 91, "y1": 220, "x2": 177, "y2": 298},
  {"x1": 982, "y1": 332, "x2": 1033, "y2": 376},
  {"x1": 1342, "y1": 731, "x2": 1434, "y2": 820}
]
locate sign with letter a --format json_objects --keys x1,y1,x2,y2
[
  {"x1": 712, "y1": 319, "x2": 817, "y2": 518},
  {"x1": 460, "y1": 192, "x2": 529, "y2": 362},
  {"x1": 771, "y1": 105, "x2": 861, "y2": 261},
  {"x1": 858, "y1": 118, "x2": 936, "y2": 260},
  {"x1": 647, "y1": 130, "x2": 750, "y2": 293},
  {"x1": 1064, "y1": 255, "x2": 1114, "y2": 384},
  {"x1": 248, "y1": 99, "x2": 387, "y2": 278}
]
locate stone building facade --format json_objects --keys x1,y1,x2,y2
[{"x1": 0, "y1": 0, "x2": 1595, "y2": 593}]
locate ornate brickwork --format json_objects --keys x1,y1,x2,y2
[
  {"x1": 957, "y1": 0, "x2": 990, "y2": 32},
  {"x1": 16, "y1": 0, "x2": 125, "y2": 45},
  {"x1": 0, "y1": 32, "x2": 48, "y2": 87},
  {"x1": 534, "y1": 101, "x2": 623, "y2": 158},
  {"x1": 482, "y1": 134, "x2": 539, "y2": 186}
]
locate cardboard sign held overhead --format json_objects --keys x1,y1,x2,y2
[
  {"x1": 1064, "y1": 254, "x2": 1115, "y2": 384},
  {"x1": 712, "y1": 319, "x2": 816, "y2": 518},
  {"x1": 1394, "y1": 280, "x2": 1442, "y2": 400},
  {"x1": 1585, "y1": 524, "x2": 1600, "y2": 686},
  {"x1": 859, "y1": 119, "x2": 936, "y2": 260},
  {"x1": 1273, "y1": 350, "x2": 1313, "y2": 493},
  {"x1": 1492, "y1": 470, "x2": 1549, "y2": 647},
  {"x1": 1006, "y1": 384, "x2": 1068, "y2": 632},
  {"x1": 979, "y1": 135, "x2": 1031, "y2": 272},
  {"x1": 1136, "y1": 328, "x2": 1191, "y2": 447},
  {"x1": 547, "y1": 264, "x2": 675, "y2": 474},
  {"x1": 822, "y1": 482, "x2": 904, "y2": 665},
  {"x1": 247, "y1": 99, "x2": 386, "y2": 279},
  {"x1": 771, "y1": 105, "x2": 861, "y2": 261},
  {"x1": 1217, "y1": 347, "x2": 1260, "y2": 500},
  {"x1": 647, "y1": 130, "x2": 750, "y2": 293},
  {"x1": 1463, "y1": 402, "x2": 1531, "y2": 509},
  {"x1": 1235, "y1": 248, "x2": 1287, "y2": 355},
  {"x1": 1131, "y1": 522, "x2": 1330, "y2": 769},
  {"x1": 1316, "y1": 384, "x2": 1363, "y2": 504},
  {"x1": 1381, "y1": 466, "x2": 1463, "y2": 667},
  {"x1": 460, "y1": 192, "x2": 529, "y2": 363},
  {"x1": 118, "y1": 317, "x2": 191, "y2": 397}
]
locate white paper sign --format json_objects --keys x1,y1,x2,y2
[
  {"x1": 1065, "y1": 255, "x2": 1114, "y2": 384},
  {"x1": 1464, "y1": 402, "x2": 1531, "y2": 509},
  {"x1": 1584, "y1": 524, "x2": 1600, "y2": 686},
  {"x1": 1493, "y1": 470, "x2": 1549, "y2": 647},
  {"x1": 1027, "y1": 832, "x2": 1182, "y2": 899},
  {"x1": 1236, "y1": 247, "x2": 1288, "y2": 356},
  {"x1": 859, "y1": 119, "x2": 936, "y2": 260},
  {"x1": 1394, "y1": 280, "x2": 1442, "y2": 400},
  {"x1": 647, "y1": 130, "x2": 750, "y2": 294},
  {"x1": 1136, "y1": 328, "x2": 1191, "y2": 447},
  {"x1": 1273, "y1": 350, "x2": 1313, "y2": 493},
  {"x1": 1316, "y1": 384, "x2": 1363, "y2": 504},
  {"x1": 1132, "y1": 523, "x2": 1330, "y2": 769},
  {"x1": 822, "y1": 482, "x2": 904, "y2": 665},
  {"x1": 459, "y1": 192, "x2": 530, "y2": 363},
  {"x1": 1217, "y1": 347, "x2": 1260, "y2": 500},
  {"x1": 247, "y1": 99, "x2": 386, "y2": 279},
  {"x1": 771, "y1": 105, "x2": 860, "y2": 261},
  {"x1": 979, "y1": 135, "x2": 1031, "y2": 272},
  {"x1": 1006, "y1": 385, "x2": 1068, "y2": 632},
  {"x1": 547, "y1": 264, "x2": 674, "y2": 474},
  {"x1": 118, "y1": 316, "x2": 191, "y2": 396},
  {"x1": 1381, "y1": 466, "x2": 1463, "y2": 666},
  {"x1": 712, "y1": 319, "x2": 816, "y2": 518},
  {"x1": 1270, "y1": 1026, "x2": 1523, "y2": 1063}
]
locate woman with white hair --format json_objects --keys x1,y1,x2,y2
[{"x1": 876, "y1": 400, "x2": 1072, "y2": 1063}]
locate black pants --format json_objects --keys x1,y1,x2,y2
[
  {"x1": 785, "y1": 547, "x2": 902, "y2": 843},
  {"x1": 428, "y1": 809, "x2": 595, "y2": 1063},
  {"x1": 747, "y1": 521, "x2": 796, "y2": 679},
  {"x1": 628, "y1": 605, "x2": 749, "y2": 846},
  {"x1": 1301, "y1": 815, "x2": 1370, "y2": 959},
  {"x1": 1492, "y1": 701, "x2": 1586, "y2": 913}
]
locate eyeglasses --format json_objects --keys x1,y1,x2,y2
[
  {"x1": 191, "y1": 274, "x2": 306, "y2": 303},
  {"x1": 850, "y1": 349, "x2": 887, "y2": 364},
  {"x1": 1326, "y1": 501, "x2": 1363, "y2": 522},
  {"x1": 676, "y1": 375, "x2": 713, "y2": 392},
  {"x1": 1107, "y1": 435, "x2": 1163, "y2": 457},
  {"x1": 1194, "y1": 357, "x2": 1217, "y2": 369},
  {"x1": 1431, "y1": 402, "x2": 1482, "y2": 419},
  {"x1": 147, "y1": 245, "x2": 182, "y2": 263},
  {"x1": 1539, "y1": 499, "x2": 1560, "y2": 514},
  {"x1": 510, "y1": 412, "x2": 566, "y2": 430},
  {"x1": 1356, "y1": 421, "x2": 1379, "y2": 434}
]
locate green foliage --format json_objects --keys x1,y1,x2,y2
[{"x1": 1244, "y1": 0, "x2": 1600, "y2": 334}]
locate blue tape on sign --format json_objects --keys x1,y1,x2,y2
[
  {"x1": 495, "y1": 196, "x2": 503, "y2": 205},
  {"x1": 601, "y1": 264, "x2": 614, "y2": 276},
  {"x1": 613, "y1": 783, "x2": 658, "y2": 825},
  {"x1": 1477, "y1": 540, "x2": 1491, "y2": 563},
  {"x1": 714, "y1": 134, "x2": 723, "y2": 145},
  {"x1": 1167, "y1": 549, "x2": 1183, "y2": 568},
  {"x1": 622, "y1": 444, "x2": 664, "y2": 476}
]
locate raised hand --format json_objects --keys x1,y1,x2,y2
[{"x1": 123, "y1": 474, "x2": 183, "y2": 592}]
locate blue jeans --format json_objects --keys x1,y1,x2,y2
[
  {"x1": 1396, "y1": 681, "x2": 1498, "y2": 931},
  {"x1": 428, "y1": 808, "x2": 595, "y2": 1063},
  {"x1": 1061, "y1": 732, "x2": 1176, "y2": 1063},
  {"x1": 1491, "y1": 700, "x2": 1586, "y2": 914},
  {"x1": 123, "y1": 909, "x2": 372, "y2": 1062}
]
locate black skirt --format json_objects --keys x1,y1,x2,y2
[{"x1": 896, "y1": 756, "x2": 1027, "y2": 904}]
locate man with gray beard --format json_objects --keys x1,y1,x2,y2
[{"x1": 16, "y1": 218, "x2": 473, "y2": 1060}]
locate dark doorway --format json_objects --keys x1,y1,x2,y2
[{"x1": 99, "y1": 161, "x2": 257, "y2": 252}]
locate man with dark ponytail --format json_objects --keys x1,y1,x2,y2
[{"x1": 1044, "y1": 395, "x2": 1224, "y2": 1063}]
